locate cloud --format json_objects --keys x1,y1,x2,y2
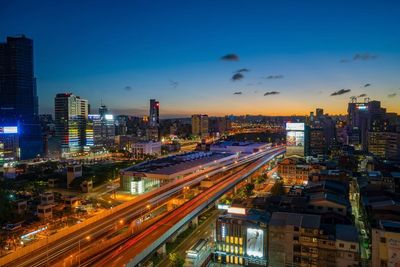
[
  {"x1": 233, "y1": 91, "x2": 242, "y2": 95},
  {"x1": 388, "y1": 93, "x2": 397, "y2": 98},
  {"x1": 235, "y1": 68, "x2": 250, "y2": 73},
  {"x1": 364, "y1": 83, "x2": 371, "y2": 87},
  {"x1": 169, "y1": 80, "x2": 179, "y2": 88},
  {"x1": 232, "y1": 73, "x2": 244, "y2": 81},
  {"x1": 264, "y1": 91, "x2": 280, "y2": 96},
  {"x1": 353, "y1": 53, "x2": 378, "y2": 61},
  {"x1": 124, "y1": 86, "x2": 132, "y2": 91},
  {"x1": 339, "y1": 59, "x2": 349, "y2": 63},
  {"x1": 265, "y1": 75, "x2": 284, "y2": 79},
  {"x1": 221, "y1": 53, "x2": 239, "y2": 61},
  {"x1": 358, "y1": 93, "x2": 367, "y2": 97},
  {"x1": 331, "y1": 89, "x2": 351, "y2": 96},
  {"x1": 257, "y1": 81, "x2": 263, "y2": 85}
]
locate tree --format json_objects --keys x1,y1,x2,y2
[
  {"x1": 270, "y1": 181, "x2": 285, "y2": 196},
  {"x1": 169, "y1": 252, "x2": 185, "y2": 267}
]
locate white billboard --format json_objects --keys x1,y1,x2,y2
[
  {"x1": 246, "y1": 228, "x2": 264, "y2": 258},
  {"x1": 0, "y1": 126, "x2": 18, "y2": 134},
  {"x1": 286, "y1": 122, "x2": 304, "y2": 131}
]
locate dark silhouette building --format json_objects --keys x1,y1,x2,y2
[{"x1": 0, "y1": 35, "x2": 43, "y2": 159}]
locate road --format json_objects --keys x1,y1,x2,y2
[
  {"x1": 96, "y1": 148, "x2": 284, "y2": 266},
  {"x1": 3, "y1": 148, "x2": 278, "y2": 267},
  {"x1": 156, "y1": 209, "x2": 219, "y2": 267}
]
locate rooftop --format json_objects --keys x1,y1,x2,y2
[
  {"x1": 335, "y1": 224, "x2": 359, "y2": 242},
  {"x1": 123, "y1": 151, "x2": 234, "y2": 175},
  {"x1": 269, "y1": 212, "x2": 321, "y2": 229}
]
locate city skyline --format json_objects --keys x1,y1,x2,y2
[{"x1": 1, "y1": 0, "x2": 400, "y2": 117}]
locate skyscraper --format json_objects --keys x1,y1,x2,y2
[
  {"x1": 149, "y1": 99, "x2": 160, "y2": 127},
  {"x1": 0, "y1": 35, "x2": 43, "y2": 159},
  {"x1": 147, "y1": 99, "x2": 160, "y2": 141},
  {"x1": 54, "y1": 93, "x2": 88, "y2": 155},
  {"x1": 192, "y1": 114, "x2": 209, "y2": 138}
]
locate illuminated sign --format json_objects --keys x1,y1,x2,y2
[
  {"x1": 227, "y1": 206, "x2": 246, "y2": 215},
  {"x1": 286, "y1": 122, "x2": 304, "y2": 131},
  {"x1": 286, "y1": 131, "x2": 304, "y2": 146},
  {"x1": 105, "y1": 114, "x2": 114, "y2": 120},
  {"x1": 246, "y1": 228, "x2": 264, "y2": 258},
  {"x1": 356, "y1": 104, "x2": 368, "y2": 110},
  {"x1": 217, "y1": 204, "x2": 230, "y2": 210},
  {"x1": 88, "y1": 114, "x2": 101, "y2": 120},
  {"x1": 0, "y1": 126, "x2": 18, "y2": 134}
]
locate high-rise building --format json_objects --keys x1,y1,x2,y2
[
  {"x1": 149, "y1": 99, "x2": 159, "y2": 127},
  {"x1": 347, "y1": 99, "x2": 386, "y2": 150},
  {"x1": 86, "y1": 106, "x2": 115, "y2": 149},
  {"x1": 0, "y1": 35, "x2": 43, "y2": 159},
  {"x1": 316, "y1": 108, "x2": 324, "y2": 118},
  {"x1": 192, "y1": 114, "x2": 209, "y2": 138},
  {"x1": 54, "y1": 93, "x2": 88, "y2": 155},
  {"x1": 305, "y1": 126, "x2": 326, "y2": 156},
  {"x1": 147, "y1": 99, "x2": 160, "y2": 141},
  {"x1": 368, "y1": 131, "x2": 400, "y2": 160}
]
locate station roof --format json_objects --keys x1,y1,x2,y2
[{"x1": 123, "y1": 151, "x2": 234, "y2": 176}]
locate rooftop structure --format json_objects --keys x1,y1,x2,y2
[{"x1": 210, "y1": 141, "x2": 271, "y2": 154}]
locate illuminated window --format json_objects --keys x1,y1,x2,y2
[
  {"x1": 235, "y1": 246, "x2": 238, "y2": 254},
  {"x1": 239, "y1": 246, "x2": 243, "y2": 254},
  {"x1": 239, "y1": 237, "x2": 243, "y2": 245},
  {"x1": 235, "y1": 256, "x2": 238, "y2": 264},
  {"x1": 231, "y1": 245, "x2": 234, "y2": 253},
  {"x1": 226, "y1": 236, "x2": 229, "y2": 243},
  {"x1": 235, "y1": 236, "x2": 238, "y2": 244},
  {"x1": 230, "y1": 236, "x2": 234, "y2": 243}
]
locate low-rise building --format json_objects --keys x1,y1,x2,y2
[
  {"x1": 277, "y1": 156, "x2": 322, "y2": 185},
  {"x1": 372, "y1": 220, "x2": 400, "y2": 267},
  {"x1": 131, "y1": 141, "x2": 161, "y2": 158}
]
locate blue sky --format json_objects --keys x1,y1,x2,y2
[{"x1": 1, "y1": 0, "x2": 400, "y2": 117}]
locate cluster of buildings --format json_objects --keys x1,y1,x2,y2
[{"x1": 288, "y1": 100, "x2": 400, "y2": 161}]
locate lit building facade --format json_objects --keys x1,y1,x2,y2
[
  {"x1": 215, "y1": 209, "x2": 268, "y2": 266},
  {"x1": 0, "y1": 126, "x2": 19, "y2": 164},
  {"x1": 54, "y1": 93, "x2": 88, "y2": 155},
  {"x1": 285, "y1": 122, "x2": 305, "y2": 156},
  {"x1": 192, "y1": 114, "x2": 209, "y2": 138}
]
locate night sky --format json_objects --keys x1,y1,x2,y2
[{"x1": 1, "y1": 0, "x2": 400, "y2": 117}]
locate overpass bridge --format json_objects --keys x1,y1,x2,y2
[{"x1": 97, "y1": 147, "x2": 285, "y2": 267}]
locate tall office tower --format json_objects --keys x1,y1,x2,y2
[
  {"x1": 0, "y1": 35, "x2": 43, "y2": 159},
  {"x1": 149, "y1": 99, "x2": 160, "y2": 127},
  {"x1": 147, "y1": 99, "x2": 160, "y2": 141},
  {"x1": 192, "y1": 114, "x2": 209, "y2": 138},
  {"x1": 347, "y1": 99, "x2": 386, "y2": 150},
  {"x1": 54, "y1": 93, "x2": 88, "y2": 155},
  {"x1": 316, "y1": 108, "x2": 324, "y2": 118},
  {"x1": 99, "y1": 104, "x2": 108, "y2": 118}
]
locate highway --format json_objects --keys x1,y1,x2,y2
[
  {"x1": 3, "y1": 148, "x2": 278, "y2": 267},
  {"x1": 96, "y1": 147, "x2": 285, "y2": 267}
]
